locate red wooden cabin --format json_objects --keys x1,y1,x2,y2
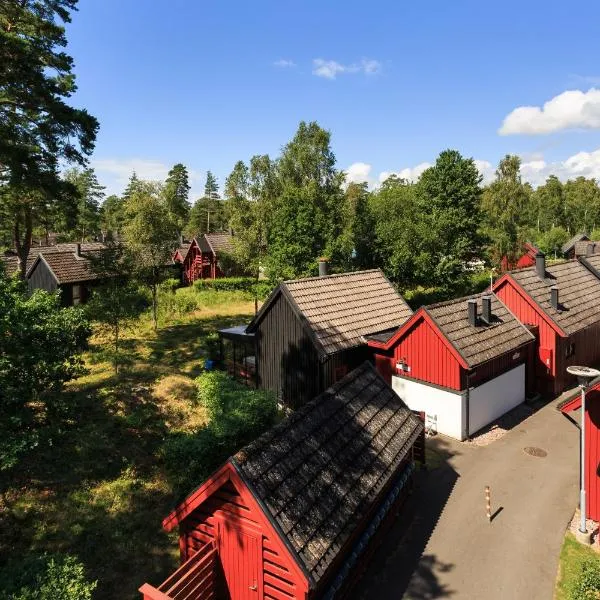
[
  {"x1": 559, "y1": 379, "x2": 600, "y2": 522},
  {"x1": 500, "y1": 242, "x2": 539, "y2": 272},
  {"x1": 175, "y1": 233, "x2": 238, "y2": 285},
  {"x1": 493, "y1": 253, "x2": 600, "y2": 396},
  {"x1": 139, "y1": 362, "x2": 423, "y2": 600},
  {"x1": 367, "y1": 293, "x2": 535, "y2": 439}
]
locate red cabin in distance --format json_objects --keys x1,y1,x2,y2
[
  {"x1": 493, "y1": 253, "x2": 600, "y2": 396},
  {"x1": 500, "y1": 242, "x2": 539, "y2": 272},
  {"x1": 139, "y1": 363, "x2": 423, "y2": 600}
]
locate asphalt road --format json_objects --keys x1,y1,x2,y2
[{"x1": 354, "y1": 396, "x2": 579, "y2": 599}]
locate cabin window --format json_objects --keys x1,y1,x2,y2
[
  {"x1": 72, "y1": 284, "x2": 82, "y2": 305},
  {"x1": 566, "y1": 343, "x2": 575, "y2": 358},
  {"x1": 334, "y1": 365, "x2": 348, "y2": 382}
]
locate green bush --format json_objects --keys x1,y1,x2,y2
[
  {"x1": 159, "y1": 278, "x2": 180, "y2": 294},
  {"x1": 0, "y1": 554, "x2": 97, "y2": 600},
  {"x1": 163, "y1": 371, "x2": 277, "y2": 496},
  {"x1": 569, "y1": 558, "x2": 600, "y2": 600}
]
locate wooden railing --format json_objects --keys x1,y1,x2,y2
[{"x1": 139, "y1": 542, "x2": 217, "y2": 600}]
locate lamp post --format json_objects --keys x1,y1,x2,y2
[{"x1": 566, "y1": 365, "x2": 600, "y2": 536}]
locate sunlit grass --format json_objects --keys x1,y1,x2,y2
[{"x1": 555, "y1": 532, "x2": 600, "y2": 600}]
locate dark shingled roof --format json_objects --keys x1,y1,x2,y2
[
  {"x1": 204, "y1": 232, "x2": 234, "y2": 254},
  {"x1": 574, "y1": 240, "x2": 600, "y2": 257},
  {"x1": 508, "y1": 259, "x2": 600, "y2": 335},
  {"x1": 175, "y1": 242, "x2": 191, "y2": 260},
  {"x1": 31, "y1": 251, "x2": 104, "y2": 284},
  {"x1": 425, "y1": 293, "x2": 535, "y2": 368},
  {"x1": 1, "y1": 256, "x2": 22, "y2": 276},
  {"x1": 248, "y1": 270, "x2": 413, "y2": 356},
  {"x1": 233, "y1": 361, "x2": 423, "y2": 584},
  {"x1": 364, "y1": 328, "x2": 399, "y2": 344},
  {"x1": 562, "y1": 233, "x2": 589, "y2": 254}
]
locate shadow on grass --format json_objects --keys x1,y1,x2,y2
[{"x1": 0, "y1": 311, "x2": 255, "y2": 600}]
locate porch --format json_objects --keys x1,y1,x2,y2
[{"x1": 217, "y1": 325, "x2": 257, "y2": 387}]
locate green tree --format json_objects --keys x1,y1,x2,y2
[
  {"x1": 122, "y1": 171, "x2": 141, "y2": 201},
  {"x1": 63, "y1": 167, "x2": 104, "y2": 241},
  {"x1": 266, "y1": 121, "x2": 345, "y2": 279},
  {"x1": 0, "y1": 272, "x2": 90, "y2": 471},
  {"x1": 0, "y1": 0, "x2": 98, "y2": 275},
  {"x1": 536, "y1": 226, "x2": 570, "y2": 258},
  {"x1": 369, "y1": 176, "x2": 419, "y2": 285},
  {"x1": 123, "y1": 182, "x2": 178, "y2": 329},
  {"x1": 343, "y1": 181, "x2": 376, "y2": 270},
  {"x1": 226, "y1": 157, "x2": 273, "y2": 312},
  {"x1": 563, "y1": 177, "x2": 600, "y2": 234},
  {"x1": 533, "y1": 175, "x2": 565, "y2": 232},
  {"x1": 480, "y1": 155, "x2": 532, "y2": 267},
  {"x1": 164, "y1": 163, "x2": 190, "y2": 234},
  {"x1": 100, "y1": 194, "x2": 126, "y2": 240},
  {"x1": 204, "y1": 170, "x2": 219, "y2": 200},
  {"x1": 86, "y1": 244, "x2": 147, "y2": 373},
  {"x1": 414, "y1": 150, "x2": 483, "y2": 290}
]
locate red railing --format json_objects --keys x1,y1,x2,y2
[{"x1": 139, "y1": 542, "x2": 217, "y2": 600}]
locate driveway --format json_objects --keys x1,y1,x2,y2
[{"x1": 354, "y1": 396, "x2": 579, "y2": 600}]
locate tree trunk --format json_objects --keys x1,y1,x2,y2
[
  {"x1": 254, "y1": 268, "x2": 259, "y2": 314},
  {"x1": 14, "y1": 205, "x2": 33, "y2": 280},
  {"x1": 152, "y1": 280, "x2": 158, "y2": 331}
]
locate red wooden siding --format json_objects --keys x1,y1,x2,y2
[
  {"x1": 501, "y1": 243, "x2": 537, "y2": 272},
  {"x1": 177, "y1": 473, "x2": 308, "y2": 600},
  {"x1": 390, "y1": 315, "x2": 462, "y2": 391},
  {"x1": 589, "y1": 391, "x2": 600, "y2": 521},
  {"x1": 494, "y1": 278, "x2": 558, "y2": 394},
  {"x1": 556, "y1": 322, "x2": 600, "y2": 393}
]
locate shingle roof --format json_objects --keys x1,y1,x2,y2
[
  {"x1": 574, "y1": 240, "x2": 600, "y2": 257},
  {"x1": 562, "y1": 233, "x2": 589, "y2": 254},
  {"x1": 174, "y1": 242, "x2": 191, "y2": 260},
  {"x1": 204, "y1": 232, "x2": 234, "y2": 254},
  {"x1": 233, "y1": 361, "x2": 423, "y2": 584},
  {"x1": 425, "y1": 293, "x2": 535, "y2": 368},
  {"x1": 32, "y1": 251, "x2": 104, "y2": 284},
  {"x1": 249, "y1": 269, "x2": 413, "y2": 356},
  {"x1": 1, "y1": 255, "x2": 22, "y2": 276},
  {"x1": 508, "y1": 259, "x2": 600, "y2": 335}
]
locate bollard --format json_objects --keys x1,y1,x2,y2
[{"x1": 485, "y1": 486, "x2": 491, "y2": 522}]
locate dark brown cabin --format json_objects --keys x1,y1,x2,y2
[
  {"x1": 139, "y1": 362, "x2": 424, "y2": 600},
  {"x1": 245, "y1": 268, "x2": 413, "y2": 408}
]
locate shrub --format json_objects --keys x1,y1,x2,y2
[
  {"x1": 193, "y1": 277, "x2": 275, "y2": 299},
  {"x1": 0, "y1": 553, "x2": 97, "y2": 600},
  {"x1": 569, "y1": 558, "x2": 600, "y2": 600},
  {"x1": 163, "y1": 371, "x2": 277, "y2": 496},
  {"x1": 159, "y1": 278, "x2": 180, "y2": 294}
]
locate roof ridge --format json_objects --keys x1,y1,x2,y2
[{"x1": 283, "y1": 268, "x2": 382, "y2": 285}]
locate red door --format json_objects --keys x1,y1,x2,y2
[{"x1": 218, "y1": 523, "x2": 261, "y2": 600}]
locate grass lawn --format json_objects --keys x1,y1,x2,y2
[
  {"x1": 0, "y1": 290, "x2": 256, "y2": 600},
  {"x1": 555, "y1": 532, "x2": 600, "y2": 600}
]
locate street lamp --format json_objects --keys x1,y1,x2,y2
[{"x1": 566, "y1": 365, "x2": 600, "y2": 537}]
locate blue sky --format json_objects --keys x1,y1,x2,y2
[{"x1": 65, "y1": 0, "x2": 600, "y2": 199}]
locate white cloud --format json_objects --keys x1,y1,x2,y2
[
  {"x1": 379, "y1": 162, "x2": 431, "y2": 184},
  {"x1": 312, "y1": 58, "x2": 382, "y2": 80},
  {"x1": 499, "y1": 88, "x2": 600, "y2": 135},
  {"x1": 91, "y1": 158, "x2": 203, "y2": 197},
  {"x1": 473, "y1": 159, "x2": 495, "y2": 184},
  {"x1": 273, "y1": 59, "x2": 296, "y2": 68},
  {"x1": 345, "y1": 162, "x2": 372, "y2": 185}
]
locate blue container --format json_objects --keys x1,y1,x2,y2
[{"x1": 204, "y1": 359, "x2": 214, "y2": 371}]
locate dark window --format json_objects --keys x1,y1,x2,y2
[
  {"x1": 566, "y1": 343, "x2": 575, "y2": 358},
  {"x1": 72, "y1": 284, "x2": 82, "y2": 305}
]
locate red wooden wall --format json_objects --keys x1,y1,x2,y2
[
  {"x1": 376, "y1": 315, "x2": 463, "y2": 391},
  {"x1": 494, "y1": 278, "x2": 558, "y2": 395},
  {"x1": 587, "y1": 390, "x2": 600, "y2": 521},
  {"x1": 178, "y1": 475, "x2": 308, "y2": 600}
]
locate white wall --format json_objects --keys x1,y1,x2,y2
[
  {"x1": 392, "y1": 376, "x2": 466, "y2": 440},
  {"x1": 468, "y1": 364, "x2": 525, "y2": 436},
  {"x1": 392, "y1": 364, "x2": 526, "y2": 441}
]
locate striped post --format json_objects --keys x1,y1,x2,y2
[{"x1": 485, "y1": 486, "x2": 491, "y2": 522}]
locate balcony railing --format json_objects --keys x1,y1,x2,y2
[{"x1": 139, "y1": 542, "x2": 217, "y2": 600}]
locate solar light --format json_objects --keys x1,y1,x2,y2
[{"x1": 566, "y1": 365, "x2": 600, "y2": 536}]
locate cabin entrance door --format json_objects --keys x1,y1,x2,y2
[{"x1": 218, "y1": 521, "x2": 261, "y2": 600}]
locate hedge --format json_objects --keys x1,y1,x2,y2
[{"x1": 193, "y1": 277, "x2": 274, "y2": 299}]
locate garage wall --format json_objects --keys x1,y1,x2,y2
[
  {"x1": 468, "y1": 364, "x2": 525, "y2": 435},
  {"x1": 392, "y1": 376, "x2": 466, "y2": 440}
]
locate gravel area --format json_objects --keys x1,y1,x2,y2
[
  {"x1": 569, "y1": 510, "x2": 600, "y2": 550},
  {"x1": 464, "y1": 403, "x2": 535, "y2": 446}
]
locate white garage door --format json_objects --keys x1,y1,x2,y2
[{"x1": 469, "y1": 364, "x2": 525, "y2": 436}]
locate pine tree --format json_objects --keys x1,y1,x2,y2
[
  {"x1": 204, "y1": 171, "x2": 220, "y2": 200},
  {"x1": 164, "y1": 163, "x2": 191, "y2": 234}
]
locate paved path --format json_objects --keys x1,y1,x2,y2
[{"x1": 354, "y1": 397, "x2": 579, "y2": 600}]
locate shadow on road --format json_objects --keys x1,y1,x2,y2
[{"x1": 351, "y1": 436, "x2": 459, "y2": 599}]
